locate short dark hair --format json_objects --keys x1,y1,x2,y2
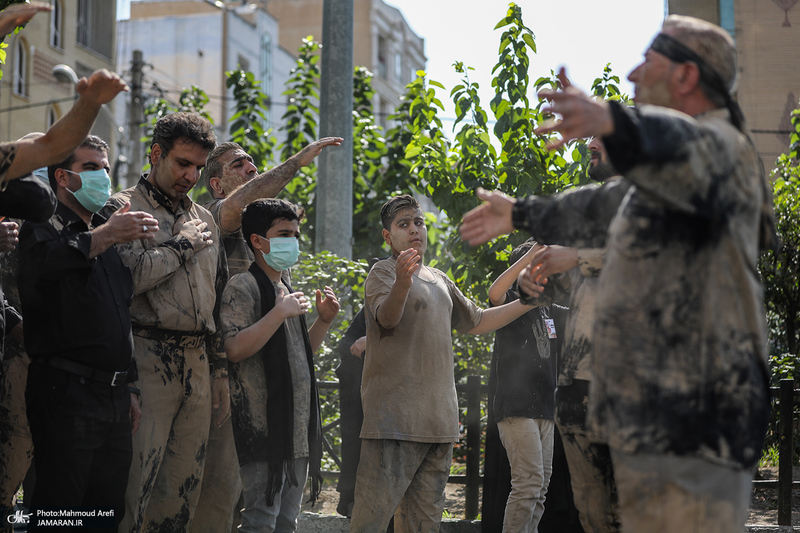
[
  {"x1": 204, "y1": 141, "x2": 243, "y2": 189},
  {"x1": 150, "y1": 112, "x2": 216, "y2": 164},
  {"x1": 509, "y1": 238, "x2": 536, "y2": 266},
  {"x1": 48, "y1": 135, "x2": 109, "y2": 191},
  {"x1": 380, "y1": 194, "x2": 420, "y2": 230},
  {"x1": 241, "y1": 198, "x2": 305, "y2": 253}
]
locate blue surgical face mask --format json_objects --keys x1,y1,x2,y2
[
  {"x1": 261, "y1": 236, "x2": 300, "y2": 271},
  {"x1": 32, "y1": 167, "x2": 49, "y2": 182},
  {"x1": 65, "y1": 169, "x2": 111, "y2": 213}
]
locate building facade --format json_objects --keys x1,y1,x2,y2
[
  {"x1": 263, "y1": 0, "x2": 426, "y2": 129},
  {"x1": 667, "y1": 0, "x2": 800, "y2": 168},
  {"x1": 0, "y1": 0, "x2": 120, "y2": 168},
  {"x1": 118, "y1": 0, "x2": 295, "y2": 186}
]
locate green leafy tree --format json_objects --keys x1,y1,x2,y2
[
  {"x1": 279, "y1": 37, "x2": 322, "y2": 244},
  {"x1": 761, "y1": 101, "x2": 800, "y2": 361},
  {"x1": 226, "y1": 68, "x2": 277, "y2": 172},
  {"x1": 398, "y1": 3, "x2": 627, "y2": 381}
]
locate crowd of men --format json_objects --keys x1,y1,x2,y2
[{"x1": 0, "y1": 5, "x2": 778, "y2": 533}]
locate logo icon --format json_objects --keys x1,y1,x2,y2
[{"x1": 6, "y1": 509, "x2": 31, "y2": 524}]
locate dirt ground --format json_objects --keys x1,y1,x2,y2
[
  {"x1": 303, "y1": 467, "x2": 799, "y2": 526},
  {"x1": 748, "y1": 466, "x2": 800, "y2": 526}
]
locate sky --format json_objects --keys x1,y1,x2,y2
[
  {"x1": 117, "y1": 0, "x2": 667, "y2": 123},
  {"x1": 383, "y1": 0, "x2": 667, "y2": 123}
]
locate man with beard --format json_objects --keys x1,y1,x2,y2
[
  {"x1": 101, "y1": 113, "x2": 224, "y2": 533},
  {"x1": 193, "y1": 137, "x2": 340, "y2": 532},
  {"x1": 474, "y1": 134, "x2": 630, "y2": 533},
  {"x1": 461, "y1": 15, "x2": 775, "y2": 533}
]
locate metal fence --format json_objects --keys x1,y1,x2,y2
[{"x1": 319, "y1": 377, "x2": 797, "y2": 525}]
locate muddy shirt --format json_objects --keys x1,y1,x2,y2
[
  {"x1": 101, "y1": 176, "x2": 228, "y2": 376},
  {"x1": 511, "y1": 177, "x2": 631, "y2": 385},
  {"x1": 220, "y1": 271, "x2": 311, "y2": 464},
  {"x1": 589, "y1": 103, "x2": 771, "y2": 470},
  {"x1": 361, "y1": 258, "x2": 483, "y2": 443},
  {"x1": 204, "y1": 198, "x2": 254, "y2": 277}
]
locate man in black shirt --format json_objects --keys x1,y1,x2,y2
[{"x1": 18, "y1": 136, "x2": 158, "y2": 530}]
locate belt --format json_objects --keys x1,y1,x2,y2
[
  {"x1": 38, "y1": 356, "x2": 127, "y2": 387},
  {"x1": 133, "y1": 326, "x2": 206, "y2": 349}
]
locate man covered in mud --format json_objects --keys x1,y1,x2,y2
[
  {"x1": 461, "y1": 15, "x2": 775, "y2": 533},
  {"x1": 507, "y1": 136, "x2": 629, "y2": 533},
  {"x1": 19, "y1": 135, "x2": 157, "y2": 529},
  {"x1": 193, "y1": 137, "x2": 340, "y2": 532},
  {"x1": 101, "y1": 113, "x2": 225, "y2": 533}
]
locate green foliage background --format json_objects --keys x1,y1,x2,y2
[{"x1": 132, "y1": 2, "x2": 799, "y2": 470}]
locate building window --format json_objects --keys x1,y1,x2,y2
[
  {"x1": 13, "y1": 39, "x2": 28, "y2": 97},
  {"x1": 50, "y1": 0, "x2": 62, "y2": 49},
  {"x1": 76, "y1": 0, "x2": 113, "y2": 59},
  {"x1": 377, "y1": 35, "x2": 388, "y2": 79},
  {"x1": 260, "y1": 33, "x2": 272, "y2": 97},
  {"x1": 47, "y1": 105, "x2": 59, "y2": 129},
  {"x1": 394, "y1": 52, "x2": 402, "y2": 83}
]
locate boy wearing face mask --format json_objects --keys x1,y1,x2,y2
[
  {"x1": 219, "y1": 198, "x2": 340, "y2": 533},
  {"x1": 17, "y1": 135, "x2": 159, "y2": 528}
]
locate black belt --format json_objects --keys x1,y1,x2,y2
[
  {"x1": 38, "y1": 357, "x2": 127, "y2": 387},
  {"x1": 133, "y1": 326, "x2": 205, "y2": 349}
]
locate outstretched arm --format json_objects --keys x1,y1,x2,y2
[
  {"x1": 460, "y1": 188, "x2": 516, "y2": 246},
  {"x1": 468, "y1": 299, "x2": 529, "y2": 335},
  {"x1": 216, "y1": 137, "x2": 343, "y2": 233},
  {"x1": 0, "y1": 2, "x2": 51, "y2": 38},
  {"x1": 4, "y1": 70, "x2": 128, "y2": 182},
  {"x1": 488, "y1": 242, "x2": 542, "y2": 306}
]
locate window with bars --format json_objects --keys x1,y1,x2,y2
[
  {"x1": 14, "y1": 39, "x2": 27, "y2": 97},
  {"x1": 76, "y1": 0, "x2": 114, "y2": 59},
  {"x1": 50, "y1": 0, "x2": 62, "y2": 49}
]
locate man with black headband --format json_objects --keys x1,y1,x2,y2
[{"x1": 461, "y1": 15, "x2": 775, "y2": 533}]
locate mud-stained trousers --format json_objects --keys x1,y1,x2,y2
[
  {"x1": 122, "y1": 335, "x2": 211, "y2": 533},
  {"x1": 192, "y1": 413, "x2": 242, "y2": 533},
  {"x1": 350, "y1": 439, "x2": 452, "y2": 533},
  {"x1": 611, "y1": 450, "x2": 753, "y2": 533},
  {"x1": 555, "y1": 380, "x2": 620, "y2": 533},
  {"x1": 0, "y1": 348, "x2": 33, "y2": 524}
]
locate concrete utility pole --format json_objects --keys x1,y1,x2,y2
[
  {"x1": 126, "y1": 50, "x2": 145, "y2": 189},
  {"x1": 316, "y1": 0, "x2": 354, "y2": 258}
]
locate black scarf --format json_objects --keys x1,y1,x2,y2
[{"x1": 248, "y1": 262, "x2": 323, "y2": 506}]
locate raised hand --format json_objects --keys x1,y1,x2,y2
[
  {"x1": 75, "y1": 69, "x2": 129, "y2": 107},
  {"x1": 315, "y1": 286, "x2": 340, "y2": 323},
  {"x1": 460, "y1": 188, "x2": 516, "y2": 246},
  {"x1": 275, "y1": 288, "x2": 311, "y2": 319},
  {"x1": 0, "y1": 2, "x2": 51, "y2": 38},
  {"x1": 529, "y1": 245, "x2": 579, "y2": 282},
  {"x1": 295, "y1": 137, "x2": 344, "y2": 167},
  {"x1": 395, "y1": 248, "x2": 420, "y2": 287},
  {"x1": 535, "y1": 67, "x2": 614, "y2": 151}
]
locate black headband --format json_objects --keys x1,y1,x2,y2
[
  {"x1": 648, "y1": 32, "x2": 745, "y2": 131},
  {"x1": 649, "y1": 33, "x2": 730, "y2": 99}
]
